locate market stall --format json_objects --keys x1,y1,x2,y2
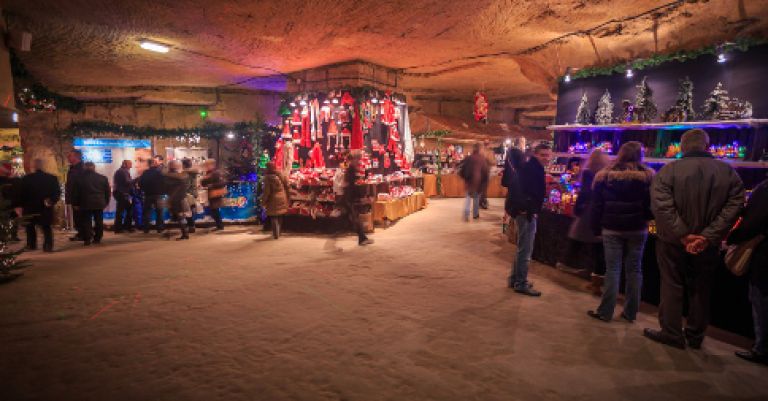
[
  {"x1": 538, "y1": 43, "x2": 768, "y2": 337},
  {"x1": 274, "y1": 88, "x2": 427, "y2": 231}
]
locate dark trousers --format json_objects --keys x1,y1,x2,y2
[
  {"x1": 113, "y1": 192, "x2": 133, "y2": 231},
  {"x1": 656, "y1": 240, "x2": 718, "y2": 344},
  {"x1": 344, "y1": 201, "x2": 367, "y2": 243},
  {"x1": 70, "y1": 206, "x2": 82, "y2": 237},
  {"x1": 270, "y1": 215, "x2": 283, "y2": 239},
  {"x1": 80, "y1": 209, "x2": 104, "y2": 243},
  {"x1": 142, "y1": 195, "x2": 165, "y2": 232},
  {"x1": 25, "y1": 214, "x2": 53, "y2": 250},
  {"x1": 209, "y1": 208, "x2": 223, "y2": 229}
]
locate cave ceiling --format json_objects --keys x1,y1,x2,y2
[{"x1": 4, "y1": 0, "x2": 768, "y2": 107}]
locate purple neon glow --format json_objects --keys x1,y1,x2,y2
[{"x1": 549, "y1": 120, "x2": 767, "y2": 132}]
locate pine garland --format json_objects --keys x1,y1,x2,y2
[{"x1": 60, "y1": 120, "x2": 279, "y2": 140}]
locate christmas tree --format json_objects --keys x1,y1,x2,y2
[
  {"x1": 594, "y1": 90, "x2": 614, "y2": 125},
  {"x1": 700, "y1": 82, "x2": 730, "y2": 120},
  {"x1": 634, "y1": 76, "x2": 657, "y2": 123},
  {"x1": 575, "y1": 92, "x2": 591, "y2": 124},
  {"x1": 663, "y1": 77, "x2": 696, "y2": 122}
]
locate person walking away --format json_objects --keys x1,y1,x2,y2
[
  {"x1": 20, "y1": 159, "x2": 60, "y2": 252},
  {"x1": 139, "y1": 157, "x2": 166, "y2": 233},
  {"x1": 586, "y1": 142, "x2": 653, "y2": 322},
  {"x1": 72, "y1": 162, "x2": 110, "y2": 246},
  {"x1": 508, "y1": 143, "x2": 552, "y2": 296},
  {"x1": 460, "y1": 143, "x2": 489, "y2": 221},
  {"x1": 163, "y1": 160, "x2": 191, "y2": 240},
  {"x1": 113, "y1": 160, "x2": 134, "y2": 233},
  {"x1": 261, "y1": 162, "x2": 290, "y2": 239},
  {"x1": 182, "y1": 159, "x2": 199, "y2": 233},
  {"x1": 343, "y1": 152, "x2": 373, "y2": 245},
  {"x1": 480, "y1": 140, "x2": 496, "y2": 209},
  {"x1": 726, "y1": 177, "x2": 768, "y2": 365},
  {"x1": 201, "y1": 159, "x2": 226, "y2": 231},
  {"x1": 556, "y1": 149, "x2": 609, "y2": 295},
  {"x1": 0, "y1": 163, "x2": 22, "y2": 242},
  {"x1": 645, "y1": 129, "x2": 745, "y2": 349},
  {"x1": 65, "y1": 150, "x2": 85, "y2": 241}
]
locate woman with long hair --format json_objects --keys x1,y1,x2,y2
[
  {"x1": 588, "y1": 141, "x2": 654, "y2": 322},
  {"x1": 557, "y1": 149, "x2": 610, "y2": 295}
]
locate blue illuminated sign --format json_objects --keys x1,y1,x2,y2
[
  {"x1": 82, "y1": 148, "x2": 113, "y2": 164},
  {"x1": 73, "y1": 138, "x2": 152, "y2": 148}
]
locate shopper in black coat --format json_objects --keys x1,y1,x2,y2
[
  {"x1": 139, "y1": 158, "x2": 166, "y2": 233},
  {"x1": 20, "y1": 159, "x2": 61, "y2": 252},
  {"x1": 588, "y1": 142, "x2": 654, "y2": 323},
  {"x1": 728, "y1": 178, "x2": 768, "y2": 365},
  {"x1": 502, "y1": 147, "x2": 526, "y2": 217},
  {"x1": 72, "y1": 162, "x2": 110, "y2": 245},
  {"x1": 113, "y1": 160, "x2": 134, "y2": 233},
  {"x1": 65, "y1": 150, "x2": 85, "y2": 241}
]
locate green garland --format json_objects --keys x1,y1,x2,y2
[
  {"x1": 567, "y1": 37, "x2": 766, "y2": 81},
  {"x1": 60, "y1": 120, "x2": 279, "y2": 140},
  {"x1": 10, "y1": 50, "x2": 85, "y2": 113}
]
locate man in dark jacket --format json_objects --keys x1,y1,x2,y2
[
  {"x1": 645, "y1": 129, "x2": 745, "y2": 349},
  {"x1": 72, "y1": 162, "x2": 110, "y2": 246},
  {"x1": 113, "y1": 160, "x2": 134, "y2": 233},
  {"x1": 460, "y1": 143, "x2": 489, "y2": 221},
  {"x1": 508, "y1": 143, "x2": 552, "y2": 296},
  {"x1": 139, "y1": 157, "x2": 166, "y2": 233},
  {"x1": 65, "y1": 150, "x2": 85, "y2": 241},
  {"x1": 728, "y1": 177, "x2": 768, "y2": 365},
  {"x1": 343, "y1": 152, "x2": 372, "y2": 246},
  {"x1": 20, "y1": 159, "x2": 61, "y2": 252}
]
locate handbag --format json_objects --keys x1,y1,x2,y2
[
  {"x1": 725, "y1": 234, "x2": 765, "y2": 276},
  {"x1": 208, "y1": 187, "x2": 228, "y2": 199},
  {"x1": 506, "y1": 216, "x2": 518, "y2": 244}
]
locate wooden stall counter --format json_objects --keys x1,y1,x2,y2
[
  {"x1": 438, "y1": 174, "x2": 506, "y2": 198},
  {"x1": 372, "y1": 192, "x2": 427, "y2": 225}
]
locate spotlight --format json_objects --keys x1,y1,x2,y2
[
  {"x1": 11, "y1": 112, "x2": 18, "y2": 123},
  {"x1": 626, "y1": 67, "x2": 634, "y2": 78},
  {"x1": 564, "y1": 74, "x2": 571, "y2": 83},
  {"x1": 505, "y1": 138, "x2": 512, "y2": 146},
  {"x1": 371, "y1": 98, "x2": 379, "y2": 104},
  {"x1": 289, "y1": 102, "x2": 296, "y2": 107},
  {"x1": 299, "y1": 100, "x2": 307, "y2": 106},
  {"x1": 717, "y1": 52, "x2": 727, "y2": 63},
  {"x1": 139, "y1": 40, "x2": 170, "y2": 53},
  {"x1": 226, "y1": 131, "x2": 235, "y2": 139}
]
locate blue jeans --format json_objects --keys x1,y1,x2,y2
[
  {"x1": 464, "y1": 192, "x2": 480, "y2": 220},
  {"x1": 511, "y1": 215, "x2": 537, "y2": 289},
  {"x1": 596, "y1": 231, "x2": 647, "y2": 320}
]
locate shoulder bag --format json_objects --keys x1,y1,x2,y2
[{"x1": 725, "y1": 234, "x2": 765, "y2": 276}]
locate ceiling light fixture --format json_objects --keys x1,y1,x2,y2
[
  {"x1": 564, "y1": 67, "x2": 572, "y2": 83},
  {"x1": 226, "y1": 131, "x2": 235, "y2": 139},
  {"x1": 140, "y1": 40, "x2": 170, "y2": 53},
  {"x1": 11, "y1": 112, "x2": 18, "y2": 123},
  {"x1": 625, "y1": 63, "x2": 634, "y2": 78}
]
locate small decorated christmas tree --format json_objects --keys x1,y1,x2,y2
[
  {"x1": 663, "y1": 77, "x2": 696, "y2": 122},
  {"x1": 594, "y1": 90, "x2": 614, "y2": 125},
  {"x1": 700, "y1": 82, "x2": 730, "y2": 120},
  {"x1": 575, "y1": 92, "x2": 591, "y2": 124},
  {"x1": 634, "y1": 76, "x2": 657, "y2": 123}
]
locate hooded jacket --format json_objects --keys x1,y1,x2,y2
[
  {"x1": 651, "y1": 151, "x2": 745, "y2": 245},
  {"x1": 591, "y1": 165, "x2": 654, "y2": 234}
]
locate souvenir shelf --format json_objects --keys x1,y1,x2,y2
[{"x1": 547, "y1": 118, "x2": 768, "y2": 132}]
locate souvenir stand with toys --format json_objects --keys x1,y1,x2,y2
[{"x1": 274, "y1": 88, "x2": 426, "y2": 232}]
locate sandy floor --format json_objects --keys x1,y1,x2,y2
[{"x1": 1, "y1": 198, "x2": 766, "y2": 401}]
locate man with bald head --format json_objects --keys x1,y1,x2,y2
[{"x1": 20, "y1": 159, "x2": 61, "y2": 252}]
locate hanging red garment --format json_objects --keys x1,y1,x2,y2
[
  {"x1": 383, "y1": 152, "x2": 391, "y2": 169},
  {"x1": 281, "y1": 121, "x2": 290, "y2": 138},
  {"x1": 274, "y1": 139, "x2": 284, "y2": 170},
  {"x1": 341, "y1": 92, "x2": 355, "y2": 106},
  {"x1": 387, "y1": 124, "x2": 400, "y2": 152},
  {"x1": 300, "y1": 114, "x2": 312, "y2": 148},
  {"x1": 310, "y1": 144, "x2": 325, "y2": 168},
  {"x1": 350, "y1": 102, "x2": 364, "y2": 150},
  {"x1": 291, "y1": 109, "x2": 302, "y2": 125},
  {"x1": 381, "y1": 97, "x2": 396, "y2": 125}
]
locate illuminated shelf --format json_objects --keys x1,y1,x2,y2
[
  {"x1": 547, "y1": 119, "x2": 768, "y2": 132},
  {"x1": 553, "y1": 152, "x2": 768, "y2": 168}
]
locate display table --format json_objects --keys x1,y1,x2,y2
[
  {"x1": 372, "y1": 192, "x2": 427, "y2": 224},
  {"x1": 437, "y1": 174, "x2": 506, "y2": 198},
  {"x1": 532, "y1": 210, "x2": 753, "y2": 338},
  {"x1": 423, "y1": 174, "x2": 438, "y2": 197}
]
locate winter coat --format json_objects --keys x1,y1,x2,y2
[
  {"x1": 20, "y1": 171, "x2": 61, "y2": 221},
  {"x1": 261, "y1": 173, "x2": 290, "y2": 216},
  {"x1": 72, "y1": 170, "x2": 110, "y2": 210},
  {"x1": 459, "y1": 153, "x2": 489, "y2": 194},
  {"x1": 511, "y1": 157, "x2": 546, "y2": 216},
  {"x1": 139, "y1": 166, "x2": 165, "y2": 197},
  {"x1": 163, "y1": 171, "x2": 190, "y2": 216},
  {"x1": 651, "y1": 151, "x2": 745, "y2": 245},
  {"x1": 201, "y1": 169, "x2": 227, "y2": 209},
  {"x1": 184, "y1": 168, "x2": 199, "y2": 198},
  {"x1": 567, "y1": 169, "x2": 601, "y2": 243},
  {"x1": 65, "y1": 162, "x2": 84, "y2": 205},
  {"x1": 343, "y1": 164, "x2": 366, "y2": 205},
  {"x1": 727, "y1": 178, "x2": 768, "y2": 291},
  {"x1": 591, "y1": 165, "x2": 654, "y2": 235},
  {"x1": 113, "y1": 167, "x2": 133, "y2": 195}
]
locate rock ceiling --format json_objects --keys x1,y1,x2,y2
[{"x1": 4, "y1": 0, "x2": 768, "y2": 108}]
